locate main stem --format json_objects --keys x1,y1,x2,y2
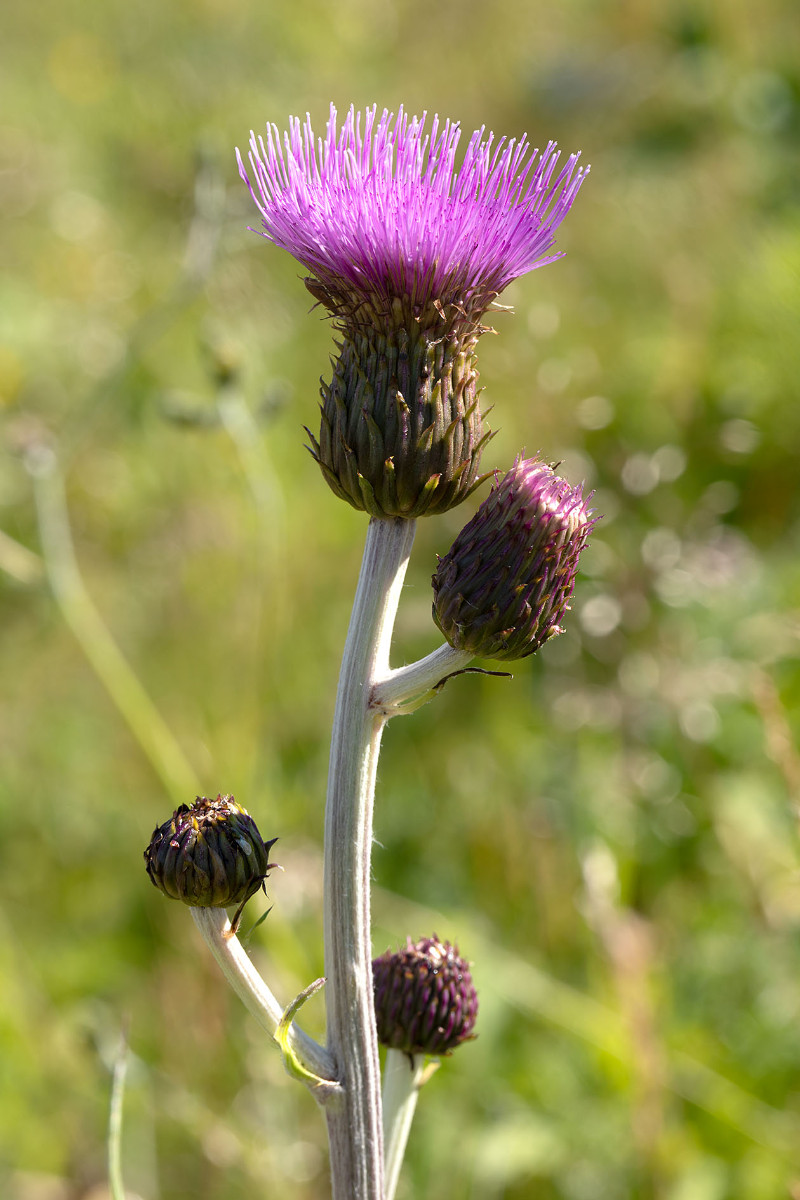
[{"x1": 323, "y1": 516, "x2": 416, "y2": 1200}]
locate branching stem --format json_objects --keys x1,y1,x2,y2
[
  {"x1": 372, "y1": 643, "x2": 475, "y2": 714},
  {"x1": 191, "y1": 908, "x2": 337, "y2": 1093},
  {"x1": 323, "y1": 516, "x2": 416, "y2": 1200}
]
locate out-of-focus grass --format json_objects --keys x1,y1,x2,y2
[{"x1": 2, "y1": 1, "x2": 799, "y2": 1197}]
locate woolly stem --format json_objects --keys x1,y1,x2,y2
[
  {"x1": 323, "y1": 516, "x2": 416, "y2": 1200},
  {"x1": 372, "y1": 643, "x2": 475, "y2": 714}
]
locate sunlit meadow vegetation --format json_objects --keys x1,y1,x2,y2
[{"x1": 2, "y1": 0, "x2": 799, "y2": 1197}]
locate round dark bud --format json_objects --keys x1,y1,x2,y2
[
  {"x1": 144, "y1": 794, "x2": 277, "y2": 909},
  {"x1": 372, "y1": 935, "x2": 478, "y2": 1056}
]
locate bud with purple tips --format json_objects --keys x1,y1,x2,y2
[
  {"x1": 372, "y1": 935, "x2": 478, "y2": 1056},
  {"x1": 144, "y1": 794, "x2": 278, "y2": 910},
  {"x1": 238, "y1": 105, "x2": 588, "y2": 518},
  {"x1": 432, "y1": 458, "x2": 596, "y2": 660}
]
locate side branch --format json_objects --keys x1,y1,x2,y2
[
  {"x1": 372, "y1": 643, "x2": 475, "y2": 715},
  {"x1": 191, "y1": 908, "x2": 337, "y2": 1092}
]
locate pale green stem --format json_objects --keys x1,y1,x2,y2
[
  {"x1": 29, "y1": 446, "x2": 198, "y2": 805},
  {"x1": 216, "y1": 384, "x2": 286, "y2": 541},
  {"x1": 191, "y1": 908, "x2": 337, "y2": 1094},
  {"x1": 63, "y1": 151, "x2": 224, "y2": 465},
  {"x1": 108, "y1": 1032, "x2": 129, "y2": 1200},
  {"x1": 372, "y1": 643, "x2": 474, "y2": 715},
  {"x1": 382, "y1": 1051, "x2": 426, "y2": 1200},
  {"x1": 323, "y1": 516, "x2": 417, "y2": 1200},
  {"x1": 0, "y1": 526, "x2": 43, "y2": 585}
]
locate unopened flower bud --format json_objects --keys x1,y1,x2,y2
[
  {"x1": 144, "y1": 794, "x2": 277, "y2": 909},
  {"x1": 372, "y1": 935, "x2": 478, "y2": 1056},
  {"x1": 432, "y1": 458, "x2": 596, "y2": 660}
]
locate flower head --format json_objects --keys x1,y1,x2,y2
[
  {"x1": 238, "y1": 104, "x2": 587, "y2": 321},
  {"x1": 144, "y1": 794, "x2": 278, "y2": 910},
  {"x1": 238, "y1": 106, "x2": 588, "y2": 519},
  {"x1": 372, "y1": 935, "x2": 478, "y2": 1056},
  {"x1": 432, "y1": 458, "x2": 597, "y2": 660}
]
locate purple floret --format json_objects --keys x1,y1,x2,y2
[{"x1": 238, "y1": 104, "x2": 588, "y2": 315}]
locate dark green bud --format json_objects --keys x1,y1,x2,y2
[
  {"x1": 372, "y1": 935, "x2": 478, "y2": 1056},
  {"x1": 144, "y1": 794, "x2": 277, "y2": 909},
  {"x1": 306, "y1": 292, "x2": 494, "y2": 518},
  {"x1": 432, "y1": 457, "x2": 596, "y2": 660}
]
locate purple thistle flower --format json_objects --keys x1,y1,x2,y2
[
  {"x1": 372, "y1": 935, "x2": 478, "y2": 1056},
  {"x1": 237, "y1": 106, "x2": 588, "y2": 519},
  {"x1": 432, "y1": 458, "x2": 597, "y2": 660},
  {"x1": 238, "y1": 104, "x2": 587, "y2": 320}
]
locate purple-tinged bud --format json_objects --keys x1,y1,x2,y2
[
  {"x1": 372, "y1": 935, "x2": 478, "y2": 1056},
  {"x1": 432, "y1": 458, "x2": 596, "y2": 660},
  {"x1": 144, "y1": 794, "x2": 278, "y2": 909}
]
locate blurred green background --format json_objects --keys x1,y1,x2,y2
[{"x1": 2, "y1": 0, "x2": 799, "y2": 1197}]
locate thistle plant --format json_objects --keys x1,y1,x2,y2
[{"x1": 144, "y1": 103, "x2": 591, "y2": 1199}]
